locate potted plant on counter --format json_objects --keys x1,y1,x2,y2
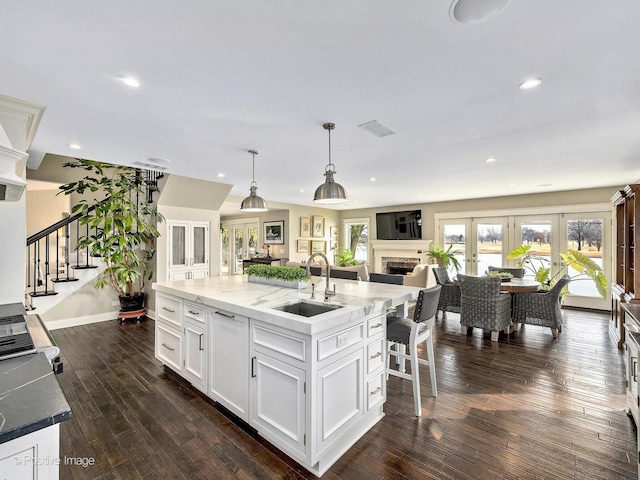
[
  {"x1": 58, "y1": 159, "x2": 164, "y2": 321},
  {"x1": 245, "y1": 265, "x2": 311, "y2": 289}
]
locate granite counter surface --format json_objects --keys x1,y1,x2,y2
[{"x1": 0, "y1": 352, "x2": 71, "y2": 444}]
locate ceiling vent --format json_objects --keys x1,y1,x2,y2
[
  {"x1": 133, "y1": 161, "x2": 168, "y2": 171},
  {"x1": 449, "y1": 0, "x2": 509, "y2": 25},
  {"x1": 358, "y1": 120, "x2": 395, "y2": 138}
]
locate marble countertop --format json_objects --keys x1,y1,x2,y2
[
  {"x1": 0, "y1": 352, "x2": 72, "y2": 444},
  {"x1": 153, "y1": 275, "x2": 421, "y2": 335}
]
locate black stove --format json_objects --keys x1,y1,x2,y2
[{"x1": 0, "y1": 314, "x2": 36, "y2": 360}]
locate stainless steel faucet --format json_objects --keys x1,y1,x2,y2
[{"x1": 306, "y1": 252, "x2": 336, "y2": 302}]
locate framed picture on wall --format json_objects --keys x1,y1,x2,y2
[
  {"x1": 300, "y1": 217, "x2": 311, "y2": 237},
  {"x1": 264, "y1": 220, "x2": 285, "y2": 244},
  {"x1": 330, "y1": 226, "x2": 338, "y2": 238},
  {"x1": 297, "y1": 239, "x2": 309, "y2": 253},
  {"x1": 312, "y1": 216, "x2": 325, "y2": 238},
  {"x1": 311, "y1": 240, "x2": 326, "y2": 254}
]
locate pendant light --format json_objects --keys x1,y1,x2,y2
[
  {"x1": 240, "y1": 149, "x2": 268, "y2": 212},
  {"x1": 313, "y1": 122, "x2": 348, "y2": 203}
]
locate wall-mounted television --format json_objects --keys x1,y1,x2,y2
[{"x1": 376, "y1": 210, "x2": 422, "y2": 240}]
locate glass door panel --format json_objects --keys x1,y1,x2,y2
[
  {"x1": 222, "y1": 220, "x2": 259, "y2": 275},
  {"x1": 473, "y1": 218, "x2": 508, "y2": 276},
  {"x1": 232, "y1": 227, "x2": 244, "y2": 275},
  {"x1": 171, "y1": 224, "x2": 187, "y2": 268},
  {"x1": 439, "y1": 220, "x2": 470, "y2": 277},
  {"x1": 515, "y1": 217, "x2": 556, "y2": 280},
  {"x1": 191, "y1": 224, "x2": 208, "y2": 267},
  {"x1": 562, "y1": 213, "x2": 610, "y2": 310},
  {"x1": 220, "y1": 226, "x2": 229, "y2": 274}
]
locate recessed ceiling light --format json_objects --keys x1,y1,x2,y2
[
  {"x1": 519, "y1": 78, "x2": 542, "y2": 90},
  {"x1": 370, "y1": 177, "x2": 376, "y2": 182},
  {"x1": 537, "y1": 183, "x2": 552, "y2": 187},
  {"x1": 216, "y1": 173, "x2": 225, "y2": 178},
  {"x1": 68, "y1": 143, "x2": 81, "y2": 149},
  {"x1": 298, "y1": 189, "x2": 305, "y2": 193},
  {"x1": 485, "y1": 157, "x2": 497, "y2": 163},
  {"x1": 120, "y1": 76, "x2": 141, "y2": 88}
]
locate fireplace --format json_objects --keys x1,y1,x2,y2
[
  {"x1": 385, "y1": 260, "x2": 419, "y2": 275},
  {"x1": 370, "y1": 240, "x2": 432, "y2": 273}
]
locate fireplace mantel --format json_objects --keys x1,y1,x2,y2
[{"x1": 370, "y1": 240, "x2": 432, "y2": 273}]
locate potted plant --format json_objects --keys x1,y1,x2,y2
[
  {"x1": 334, "y1": 247, "x2": 362, "y2": 267},
  {"x1": 58, "y1": 159, "x2": 164, "y2": 318},
  {"x1": 427, "y1": 244, "x2": 462, "y2": 271},
  {"x1": 507, "y1": 245, "x2": 607, "y2": 298},
  {"x1": 244, "y1": 265, "x2": 310, "y2": 289}
]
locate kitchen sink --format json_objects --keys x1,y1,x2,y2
[{"x1": 272, "y1": 300, "x2": 344, "y2": 317}]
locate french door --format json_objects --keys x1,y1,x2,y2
[
  {"x1": 438, "y1": 217, "x2": 508, "y2": 277},
  {"x1": 437, "y1": 209, "x2": 610, "y2": 310},
  {"x1": 221, "y1": 220, "x2": 259, "y2": 275}
]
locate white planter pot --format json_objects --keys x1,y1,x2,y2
[{"x1": 248, "y1": 275, "x2": 308, "y2": 290}]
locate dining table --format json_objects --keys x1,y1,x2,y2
[{"x1": 499, "y1": 278, "x2": 541, "y2": 293}]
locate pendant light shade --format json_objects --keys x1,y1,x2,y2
[
  {"x1": 240, "y1": 150, "x2": 268, "y2": 212},
  {"x1": 313, "y1": 122, "x2": 348, "y2": 203}
]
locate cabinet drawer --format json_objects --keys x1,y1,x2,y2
[
  {"x1": 157, "y1": 294, "x2": 182, "y2": 329},
  {"x1": 156, "y1": 323, "x2": 182, "y2": 371},
  {"x1": 366, "y1": 338, "x2": 385, "y2": 375},
  {"x1": 252, "y1": 324, "x2": 306, "y2": 362},
  {"x1": 184, "y1": 302, "x2": 206, "y2": 323},
  {"x1": 367, "y1": 315, "x2": 385, "y2": 337},
  {"x1": 318, "y1": 324, "x2": 364, "y2": 361},
  {"x1": 366, "y1": 371, "x2": 385, "y2": 410}
]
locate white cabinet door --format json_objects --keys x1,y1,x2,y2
[
  {"x1": 190, "y1": 222, "x2": 209, "y2": 270},
  {"x1": 209, "y1": 309, "x2": 249, "y2": 420},
  {"x1": 167, "y1": 220, "x2": 210, "y2": 280},
  {"x1": 316, "y1": 349, "x2": 364, "y2": 455},
  {"x1": 168, "y1": 221, "x2": 189, "y2": 270},
  {"x1": 156, "y1": 322, "x2": 182, "y2": 372},
  {"x1": 183, "y1": 320, "x2": 207, "y2": 393},
  {"x1": 251, "y1": 353, "x2": 306, "y2": 457}
]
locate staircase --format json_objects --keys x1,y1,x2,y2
[{"x1": 26, "y1": 168, "x2": 164, "y2": 315}]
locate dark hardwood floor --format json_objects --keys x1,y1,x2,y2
[{"x1": 51, "y1": 308, "x2": 637, "y2": 479}]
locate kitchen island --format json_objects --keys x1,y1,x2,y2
[{"x1": 152, "y1": 275, "x2": 419, "y2": 477}]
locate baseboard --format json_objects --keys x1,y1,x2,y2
[
  {"x1": 31, "y1": 308, "x2": 157, "y2": 330},
  {"x1": 39, "y1": 310, "x2": 121, "y2": 330}
]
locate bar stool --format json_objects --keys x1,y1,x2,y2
[{"x1": 386, "y1": 285, "x2": 441, "y2": 417}]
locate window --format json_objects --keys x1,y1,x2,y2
[{"x1": 343, "y1": 218, "x2": 369, "y2": 263}]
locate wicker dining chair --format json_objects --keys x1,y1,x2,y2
[
  {"x1": 487, "y1": 266, "x2": 525, "y2": 278},
  {"x1": 458, "y1": 274, "x2": 512, "y2": 342},
  {"x1": 386, "y1": 285, "x2": 441, "y2": 417},
  {"x1": 512, "y1": 275, "x2": 571, "y2": 338},
  {"x1": 432, "y1": 267, "x2": 461, "y2": 318}
]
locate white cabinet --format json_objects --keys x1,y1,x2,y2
[
  {"x1": 209, "y1": 308, "x2": 249, "y2": 421},
  {"x1": 251, "y1": 351, "x2": 307, "y2": 457},
  {"x1": 156, "y1": 321, "x2": 182, "y2": 371},
  {"x1": 0, "y1": 424, "x2": 61, "y2": 480},
  {"x1": 183, "y1": 302, "x2": 207, "y2": 393},
  {"x1": 316, "y1": 349, "x2": 363, "y2": 455},
  {"x1": 167, "y1": 220, "x2": 209, "y2": 280}
]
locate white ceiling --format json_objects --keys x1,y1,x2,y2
[{"x1": 4, "y1": 1, "x2": 640, "y2": 213}]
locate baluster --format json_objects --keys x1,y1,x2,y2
[
  {"x1": 64, "y1": 223, "x2": 71, "y2": 279},
  {"x1": 55, "y1": 229, "x2": 60, "y2": 282},
  {"x1": 44, "y1": 236, "x2": 50, "y2": 293}
]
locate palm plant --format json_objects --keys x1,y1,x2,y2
[
  {"x1": 427, "y1": 244, "x2": 462, "y2": 271},
  {"x1": 507, "y1": 245, "x2": 606, "y2": 298}
]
